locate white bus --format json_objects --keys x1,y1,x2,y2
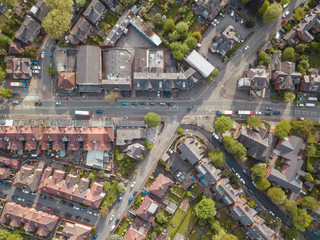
[{"x1": 74, "y1": 110, "x2": 91, "y2": 116}]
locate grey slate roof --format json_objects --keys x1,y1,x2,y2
[
  {"x1": 195, "y1": 0, "x2": 225, "y2": 21},
  {"x1": 69, "y1": 17, "x2": 93, "y2": 45},
  {"x1": 272, "y1": 62, "x2": 301, "y2": 91},
  {"x1": 231, "y1": 202, "x2": 257, "y2": 226},
  {"x1": 195, "y1": 158, "x2": 221, "y2": 185},
  {"x1": 213, "y1": 178, "x2": 240, "y2": 205},
  {"x1": 15, "y1": 16, "x2": 41, "y2": 44},
  {"x1": 237, "y1": 127, "x2": 277, "y2": 162},
  {"x1": 83, "y1": 0, "x2": 107, "y2": 25},
  {"x1": 178, "y1": 138, "x2": 204, "y2": 165},
  {"x1": 211, "y1": 25, "x2": 238, "y2": 57},
  {"x1": 30, "y1": 0, "x2": 49, "y2": 21},
  {"x1": 77, "y1": 45, "x2": 101, "y2": 85},
  {"x1": 247, "y1": 217, "x2": 276, "y2": 240}
]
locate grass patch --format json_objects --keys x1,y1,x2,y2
[
  {"x1": 263, "y1": 121, "x2": 270, "y2": 130},
  {"x1": 190, "y1": 183, "x2": 200, "y2": 195},
  {"x1": 0, "y1": 15, "x2": 7, "y2": 29},
  {"x1": 104, "y1": 12, "x2": 119, "y2": 26},
  {"x1": 171, "y1": 185, "x2": 185, "y2": 198},
  {"x1": 307, "y1": 132, "x2": 317, "y2": 143},
  {"x1": 114, "y1": 216, "x2": 133, "y2": 236},
  {"x1": 182, "y1": 11, "x2": 194, "y2": 23},
  {"x1": 166, "y1": 6, "x2": 179, "y2": 19},
  {"x1": 177, "y1": 206, "x2": 197, "y2": 236},
  {"x1": 116, "y1": 147, "x2": 139, "y2": 178},
  {"x1": 275, "y1": 156, "x2": 284, "y2": 169},
  {"x1": 167, "y1": 208, "x2": 186, "y2": 237},
  {"x1": 233, "y1": 228, "x2": 246, "y2": 240},
  {"x1": 100, "y1": 181, "x2": 119, "y2": 209},
  {"x1": 146, "y1": 175, "x2": 155, "y2": 187},
  {"x1": 168, "y1": 192, "x2": 181, "y2": 204},
  {"x1": 189, "y1": 21, "x2": 203, "y2": 33},
  {"x1": 0, "y1": 55, "x2": 6, "y2": 71}
]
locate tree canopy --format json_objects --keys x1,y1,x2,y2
[
  {"x1": 144, "y1": 112, "x2": 161, "y2": 128},
  {"x1": 42, "y1": 9, "x2": 73, "y2": 39},
  {"x1": 185, "y1": 36, "x2": 197, "y2": 49},
  {"x1": 195, "y1": 196, "x2": 216, "y2": 221},
  {"x1": 300, "y1": 196, "x2": 320, "y2": 211},
  {"x1": 191, "y1": 31, "x2": 202, "y2": 41},
  {"x1": 293, "y1": 7, "x2": 306, "y2": 22},
  {"x1": 245, "y1": 17, "x2": 256, "y2": 28},
  {"x1": 21, "y1": 45, "x2": 39, "y2": 60},
  {"x1": 2, "y1": 0, "x2": 16, "y2": 6},
  {"x1": 283, "y1": 91, "x2": 296, "y2": 103},
  {"x1": 256, "y1": 178, "x2": 271, "y2": 191},
  {"x1": 214, "y1": 116, "x2": 233, "y2": 134},
  {"x1": 119, "y1": 0, "x2": 136, "y2": 8},
  {"x1": 275, "y1": 120, "x2": 291, "y2": 139},
  {"x1": 47, "y1": 66, "x2": 57, "y2": 75},
  {"x1": 208, "y1": 149, "x2": 225, "y2": 167},
  {"x1": 75, "y1": 0, "x2": 87, "y2": 7},
  {"x1": 258, "y1": 0, "x2": 270, "y2": 16},
  {"x1": 282, "y1": 47, "x2": 295, "y2": 61},
  {"x1": 0, "y1": 88, "x2": 13, "y2": 98},
  {"x1": 164, "y1": 19, "x2": 175, "y2": 32},
  {"x1": 285, "y1": 228, "x2": 300, "y2": 240},
  {"x1": 290, "y1": 119, "x2": 314, "y2": 138},
  {"x1": 247, "y1": 116, "x2": 262, "y2": 129},
  {"x1": 291, "y1": 209, "x2": 313, "y2": 231},
  {"x1": 267, "y1": 186, "x2": 286, "y2": 205},
  {"x1": 176, "y1": 128, "x2": 184, "y2": 135},
  {"x1": 297, "y1": 59, "x2": 310, "y2": 74},
  {"x1": 263, "y1": 2, "x2": 283, "y2": 23},
  {"x1": 223, "y1": 136, "x2": 247, "y2": 162},
  {"x1": 117, "y1": 182, "x2": 126, "y2": 193},
  {"x1": 0, "y1": 34, "x2": 12, "y2": 50},
  {"x1": 251, "y1": 163, "x2": 267, "y2": 181}
]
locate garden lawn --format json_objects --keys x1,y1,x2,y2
[
  {"x1": 190, "y1": 183, "x2": 200, "y2": 195},
  {"x1": 114, "y1": 217, "x2": 132, "y2": 236},
  {"x1": 168, "y1": 192, "x2": 181, "y2": 204},
  {"x1": 146, "y1": 176, "x2": 155, "y2": 187},
  {"x1": 116, "y1": 147, "x2": 138, "y2": 178},
  {"x1": 166, "y1": 5, "x2": 180, "y2": 19},
  {"x1": 172, "y1": 185, "x2": 185, "y2": 198},
  {"x1": 0, "y1": 15, "x2": 7, "y2": 29},
  {"x1": 167, "y1": 209, "x2": 186, "y2": 237},
  {"x1": 233, "y1": 228, "x2": 246, "y2": 240},
  {"x1": 177, "y1": 206, "x2": 197, "y2": 236},
  {"x1": 100, "y1": 181, "x2": 119, "y2": 208},
  {"x1": 183, "y1": 11, "x2": 195, "y2": 23},
  {"x1": 189, "y1": 22, "x2": 203, "y2": 33},
  {"x1": 104, "y1": 12, "x2": 119, "y2": 26}
]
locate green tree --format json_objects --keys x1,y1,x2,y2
[
  {"x1": 75, "y1": 0, "x2": 87, "y2": 7},
  {"x1": 300, "y1": 196, "x2": 320, "y2": 211},
  {"x1": 283, "y1": 91, "x2": 296, "y2": 103},
  {"x1": 117, "y1": 182, "x2": 126, "y2": 193},
  {"x1": 212, "y1": 70, "x2": 220, "y2": 78},
  {"x1": 245, "y1": 17, "x2": 256, "y2": 28},
  {"x1": 185, "y1": 36, "x2": 197, "y2": 49},
  {"x1": 0, "y1": 228, "x2": 10, "y2": 240},
  {"x1": 290, "y1": 119, "x2": 314, "y2": 138},
  {"x1": 304, "y1": 172, "x2": 314, "y2": 181},
  {"x1": 263, "y1": 2, "x2": 283, "y2": 23},
  {"x1": 45, "y1": 0, "x2": 74, "y2": 12},
  {"x1": 208, "y1": 149, "x2": 225, "y2": 167},
  {"x1": 106, "y1": 91, "x2": 119, "y2": 104},
  {"x1": 291, "y1": 209, "x2": 313, "y2": 231},
  {"x1": 119, "y1": 0, "x2": 136, "y2": 8},
  {"x1": 280, "y1": 0, "x2": 290, "y2": 5},
  {"x1": 0, "y1": 34, "x2": 12, "y2": 50},
  {"x1": 214, "y1": 116, "x2": 233, "y2": 134},
  {"x1": 242, "y1": 0, "x2": 249, "y2": 3},
  {"x1": 0, "y1": 89, "x2": 13, "y2": 98},
  {"x1": 0, "y1": 69, "x2": 6, "y2": 81},
  {"x1": 251, "y1": 163, "x2": 267, "y2": 181},
  {"x1": 153, "y1": 13, "x2": 166, "y2": 29},
  {"x1": 42, "y1": 9, "x2": 73, "y2": 39},
  {"x1": 206, "y1": 76, "x2": 213, "y2": 84},
  {"x1": 176, "y1": 128, "x2": 184, "y2": 135},
  {"x1": 191, "y1": 31, "x2": 202, "y2": 41},
  {"x1": 99, "y1": 205, "x2": 109, "y2": 218},
  {"x1": 223, "y1": 136, "x2": 247, "y2": 162},
  {"x1": 145, "y1": 142, "x2": 154, "y2": 150},
  {"x1": 47, "y1": 66, "x2": 58, "y2": 75},
  {"x1": 258, "y1": 0, "x2": 270, "y2": 16},
  {"x1": 88, "y1": 172, "x2": 95, "y2": 181},
  {"x1": 144, "y1": 112, "x2": 161, "y2": 128},
  {"x1": 155, "y1": 211, "x2": 168, "y2": 225},
  {"x1": 175, "y1": 21, "x2": 188, "y2": 34},
  {"x1": 7, "y1": 233, "x2": 23, "y2": 240},
  {"x1": 267, "y1": 186, "x2": 286, "y2": 205},
  {"x1": 103, "y1": 181, "x2": 110, "y2": 191},
  {"x1": 21, "y1": 45, "x2": 39, "y2": 60},
  {"x1": 195, "y1": 196, "x2": 216, "y2": 221},
  {"x1": 222, "y1": 234, "x2": 238, "y2": 240},
  {"x1": 169, "y1": 30, "x2": 180, "y2": 42},
  {"x1": 164, "y1": 19, "x2": 175, "y2": 32},
  {"x1": 283, "y1": 47, "x2": 295, "y2": 61},
  {"x1": 275, "y1": 120, "x2": 291, "y2": 139},
  {"x1": 221, "y1": 169, "x2": 230, "y2": 178},
  {"x1": 293, "y1": 7, "x2": 306, "y2": 22},
  {"x1": 313, "y1": 179, "x2": 320, "y2": 185},
  {"x1": 2, "y1": 0, "x2": 16, "y2": 6},
  {"x1": 256, "y1": 178, "x2": 271, "y2": 191},
  {"x1": 295, "y1": 43, "x2": 305, "y2": 53},
  {"x1": 297, "y1": 59, "x2": 310, "y2": 74},
  {"x1": 258, "y1": 51, "x2": 271, "y2": 65},
  {"x1": 285, "y1": 228, "x2": 300, "y2": 240},
  {"x1": 284, "y1": 199, "x2": 298, "y2": 213},
  {"x1": 247, "y1": 116, "x2": 262, "y2": 129},
  {"x1": 97, "y1": 170, "x2": 104, "y2": 178}
]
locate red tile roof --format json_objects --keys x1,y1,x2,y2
[
  {"x1": 135, "y1": 196, "x2": 159, "y2": 222},
  {"x1": 0, "y1": 167, "x2": 10, "y2": 180},
  {"x1": 149, "y1": 173, "x2": 173, "y2": 199},
  {"x1": 39, "y1": 167, "x2": 105, "y2": 208},
  {"x1": 58, "y1": 72, "x2": 77, "y2": 91},
  {"x1": 124, "y1": 227, "x2": 146, "y2": 240}
]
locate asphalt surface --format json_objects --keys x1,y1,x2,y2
[{"x1": 0, "y1": 183, "x2": 99, "y2": 225}]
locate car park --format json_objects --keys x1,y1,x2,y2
[
  {"x1": 122, "y1": 102, "x2": 128, "y2": 106},
  {"x1": 131, "y1": 181, "x2": 136, "y2": 188},
  {"x1": 282, "y1": 10, "x2": 289, "y2": 18}
]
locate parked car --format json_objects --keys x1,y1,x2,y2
[
  {"x1": 255, "y1": 111, "x2": 262, "y2": 115},
  {"x1": 131, "y1": 181, "x2": 136, "y2": 188},
  {"x1": 46, "y1": 207, "x2": 52, "y2": 211},
  {"x1": 231, "y1": 10, "x2": 234, "y2": 17},
  {"x1": 34, "y1": 101, "x2": 42, "y2": 106},
  {"x1": 280, "y1": 28, "x2": 287, "y2": 34},
  {"x1": 297, "y1": 117, "x2": 305, "y2": 121},
  {"x1": 235, "y1": 173, "x2": 240, "y2": 178},
  {"x1": 131, "y1": 102, "x2": 138, "y2": 106},
  {"x1": 65, "y1": 213, "x2": 72, "y2": 218},
  {"x1": 22, "y1": 189, "x2": 30, "y2": 194},
  {"x1": 118, "y1": 196, "x2": 123, "y2": 202},
  {"x1": 227, "y1": 7, "x2": 231, "y2": 14},
  {"x1": 32, "y1": 70, "x2": 40, "y2": 74},
  {"x1": 87, "y1": 210, "x2": 93, "y2": 215},
  {"x1": 4, "y1": 183, "x2": 11, "y2": 187},
  {"x1": 243, "y1": 45, "x2": 249, "y2": 52},
  {"x1": 242, "y1": 169, "x2": 247, "y2": 174},
  {"x1": 115, "y1": 219, "x2": 120, "y2": 225},
  {"x1": 68, "y1": 202, "x2": 74, "y2": 208},
  {"x1": 236, "y1": 5, "x2": 241, "y2": 11},
  {"x1": 93, "y1": 212, "x2": 99, "y2": 217},
  {"x1": 139, "y1": 102, "x2": 146, "y2": 105},
  {"x1": 93, "y1": 234, "x2": 98, "y2": 240},
  {"x1": 213, "y1": 19, "x2": 219, "y2": 25},
  {"x1": 122, "y1": 102, "x2": 128, "y2": 106},
  {"x1": 142, "y1": 189, "x2": 148, "y2": 195},
  {"x1": 273, "y1": 111, "x2": 281, "y2": 115},
  {"x1": 128, "y1": 196, "x2": 134, "y2": 203},
  {"x1": 235, "y1": 14, "x2": 239, "y2": 21},
  {"x1": 265, "y1": 107, "x2": 272, "y2": 111},
  {"x1": 110, "y1": 224, "x2": 116, "y2": 233},
  {"x1": 80, "y1": 207, "x2": 87, "y2": 211},
  {"x1": 219, "y1": 12, "x2": 225, "y2": 17},
  {"x1": 149, "y1": 102, "x2": 155, "y2": 106},
  {"x1": 26, "y1": 200, "x2": 33, "y2": 205},
  {"x1": 230, "y1": 1, "x2": 235, "y2": 6},
  {"x1": 0, "y1": 192, "x2": 7, "y2": 198},
  {"x1": 264, "y1": 112, "x2": 271, "y2": 116},
  {"x1": 282, "y1": 18, "x2": 287, "y2": 24},
  {"x1": 73, "y1": 206, "x2": 80, "y2": 211},
  {"x1": 109, "y1": 215, "x2": 115, "y2": 222},
  {"x1": 269, "y1": 211, "x2": 275, "y2": 217},
  {"x1": 40, "y1": 194, "x2": 46, "y2": 199},
  {"x1": 55, "y1": 102, "x2": 61, "y2": 106},
  {"x1": 53, "y1": 209, "x2": 60, "y2": 213},
  {"x1": 282, "y1": 3, "x2": 288, "y2": 8},
  {"x1": 33, "y1": 66, "x2": 41, "y2": 70},
  {"x1": 249, "y1": 189, "x2": 254, "y2": 195},
  {"x1": 282, "y1": 10, "x2": 289, "y2": 18},
  {"x1": 157, "y1": 91, "x2": 160, "y2": 98},
  {"x1": 231, "y1": 167, "x2": 236, "y2": 172},
  {"x1": 37, "y1": 203, "x2": 43, "y2": 207},
  {"x1": 187, "y1": 105, "x2": 194, "y2": 111},
  {"x1": 41, "y1": 52, "x2": 45, "y2": 59},
  {"x1": 159, "y1": 102, "x2": 166, "y2": 106},
  {"x1": 240, "y1": 18, "x2": 244, "y2": 24},
  {"x1": 96, "y1": 110, "x2": 103, "y2": 114},
  {"x1": 76, "y1": 216, "x2": 82, "y2": 220},
  {"x1": 61, "y1": 200, "x2": 67, "y2": 205}
]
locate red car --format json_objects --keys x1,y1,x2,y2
[
  {"x1": 36, "y1": 203, "x2": 43, "y2": 207},
  {"x1": 46, "y1": 207, "x2": 52, "y2": 211},
  {"x1": 282, "y1": 18, "x2": 287, "y2": 24},
  {"x1": 47, "y1": 197, "x2": 54, "y2": 201}
]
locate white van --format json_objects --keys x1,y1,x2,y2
[
  {"x1": 212, "y1": 133, "x2": 222, "y2": 143},
  {"x1": 306, "y1": 103, "x2": 315, "y2": 107},
  {"x1": 308, "y1": 97, "x2": 317, "y2": 101},
  {"x1": 110, "y1": 224, "x2": 116, "y2": 233}
]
